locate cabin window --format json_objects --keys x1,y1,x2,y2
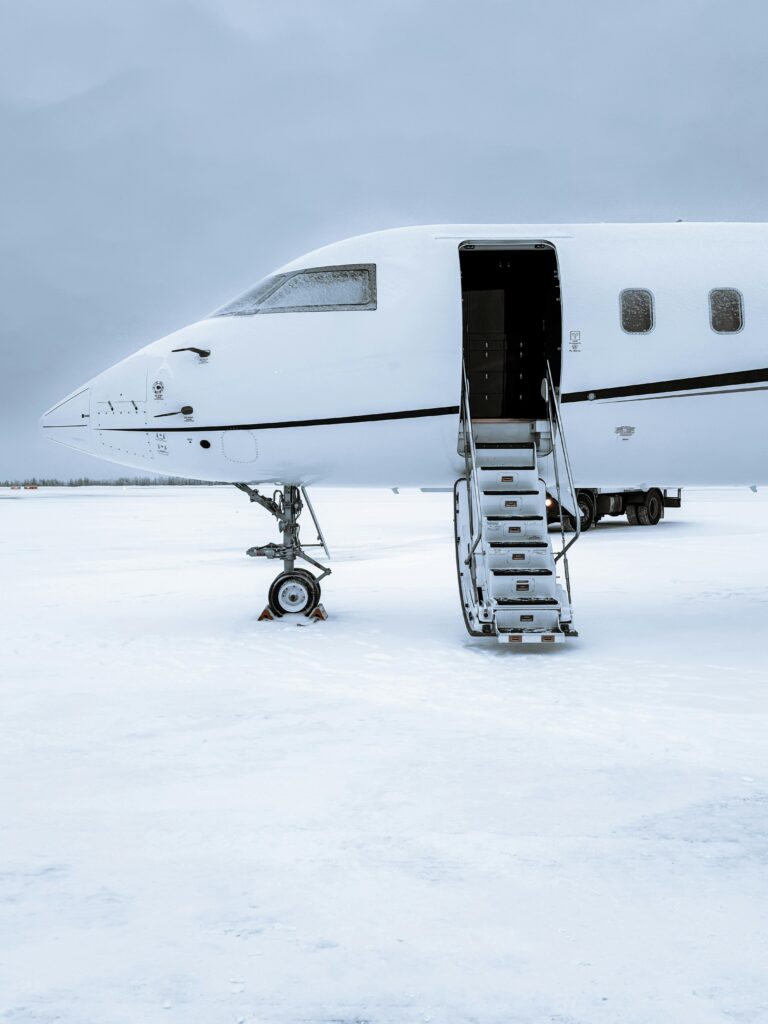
[
  {"x1": 212, "y1": 264, "x2": 376, "y2": 316},
  {"x1": 620, "y1": 289, "x2": 654, "y2": 334},
  {"x1": 709, "y1": 288, "x2": 743, "y2": 333}
]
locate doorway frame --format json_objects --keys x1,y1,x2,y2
[{"x1": 458, "y1": 239, "x2": 563, "y2": 416}]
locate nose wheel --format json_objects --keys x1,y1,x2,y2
[
  {"x1": 268, "y1": 570, "x2": 321, "y2": 616},
  {"x1": 235, "y1": 483, "x2": 330, "y2": 621}
]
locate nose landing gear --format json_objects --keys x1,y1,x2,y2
[{"x1": 235, "y1": 483, "x2": 331, "y2": 621}]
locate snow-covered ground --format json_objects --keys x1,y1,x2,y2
[{"x1": 2, "y1": 485, "x2": 766, "y2": 1024}]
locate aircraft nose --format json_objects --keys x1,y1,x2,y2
[{"x1": 40, "y1": 385, "x2": 93, "y2": 453}]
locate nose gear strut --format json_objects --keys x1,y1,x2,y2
[{"x1": 235, "y1": 483, "x2": 330, "y2": 620}]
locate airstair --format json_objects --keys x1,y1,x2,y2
[{"x1": 454, "y1": 364, "x2": 580, "y2": 644}]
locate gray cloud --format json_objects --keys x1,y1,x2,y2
[{"x1": 2, "y1": 0, "x2": 767, "y2": 477}]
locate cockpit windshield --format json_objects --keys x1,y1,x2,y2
[{"x1": 211, "y1": 264, "x2": 377, "y2": 316}]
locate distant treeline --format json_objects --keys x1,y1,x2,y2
[{"x1": 1, "y1": 477, "x2": 223, "y2": 487}]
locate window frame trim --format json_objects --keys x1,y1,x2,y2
[
  {"x1": 708, "y1": 287, "x2": 744, "y2": 335},
  {"x1": 214, "y1": 263, "x2": 377, "y2": 317},
  {"x1": 619, "y1": 287, "x2": 656, "y2": 335}
]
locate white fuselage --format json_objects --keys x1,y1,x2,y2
[{"x1": 42, "y1": 223, "x2": 768, "y2": 489}]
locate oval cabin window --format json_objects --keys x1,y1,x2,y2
[
  {"x1": 620, "y1": 289, "x2": 654, "y2": 334},
  {"x1": 709, "y1": 288, "x2": 743, "y2": 333}
]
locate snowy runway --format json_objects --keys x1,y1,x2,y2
[{"x1": 2, "y1": 486, "x2": 767, "y2": 1023}]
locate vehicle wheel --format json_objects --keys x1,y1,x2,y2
[
  {"x1": 626, "y1": 503, "x2": 640, "y2": 526},
  {"x1": 268, "y1": 571, "x2": 320, "y2": 615},
  {"x1": 637, "y1": 489, "x2": 663, "y2": 526},
  {"x1": 577, "y1": 492, "x2": 595, "y2": 531}
]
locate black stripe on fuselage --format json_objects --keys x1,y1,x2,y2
[
  {"x1": 78, "y1": 367, "x2": 768, "y2": 435},
  {"x1": 562, "y1": 367, "x2": 768, "y2": 403},
  {"x1": 101, "y1": 405, "x2": 461, "y2": 433}
]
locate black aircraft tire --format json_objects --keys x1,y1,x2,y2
[
  {"x1": 577, "y1": 493, "x2": 595, "y2": 532},
  {"x1": 626, "y1": 503, "x2": 640, "y2": 526},
  {"x1": 268, "y1": 571, "x2": 320, "y2": 615},
  {"x1": 294, "y1": 568, "x2": 322, "y2": 605},
  {"x1": 637, "y1": 490, "x2": 663, "y2": 526}
]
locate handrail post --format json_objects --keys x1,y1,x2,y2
[
  {"x1": 546, "y1": 361, "x2": 580, "y2": 554},
  {"x1": 461, "y1": 365, "x2": 484, "y2": 559},
  {"x1": 460, "y1": 363, "x2": 487, "y2": 611}
]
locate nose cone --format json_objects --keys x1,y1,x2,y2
[{"x1": 40, "y1": 385, "x2": 93, "y2": 453}]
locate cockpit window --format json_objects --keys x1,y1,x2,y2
[{"x1": 212, "y1": 264, "x2": 377, "y2": 316}]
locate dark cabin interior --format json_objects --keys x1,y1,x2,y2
[{"x1": 460, "y1": 246, "x2": 562, "y2": 420}]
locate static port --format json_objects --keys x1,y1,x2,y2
[{"x1": 200, "y1": 440, "x2": 211, "y2": 449}]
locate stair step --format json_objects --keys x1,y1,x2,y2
[
  {"x1": 481, "y1": 486, "x2": 545, "y2": 517},
  {"x1": 491, "y1": 576, "x2": 558, "y2": 599},
  {"x1": 488, "y1": 553, "x2": 556, "y2": 573},
  {"x1": 473, "y1": 446, "x2": 536, "y2": 469},
  {"x1": 486, "y1": 525, "x2": 550, "y2": 542},
  {"x1": 494, "y1": 597, "x2": 560, "y2": 606},
  {"x1": 494, "y1": 607, "x2": 561, "y2": 629},
  {"x1": 476, "y1": 469, "x2": 541, "y2": 491}
]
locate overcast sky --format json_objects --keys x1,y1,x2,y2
[{"x1": 3, "y1": 0, "x2": 768, "y2": 478}]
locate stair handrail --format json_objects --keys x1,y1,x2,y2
[
  {"x1": 545, "y1": 361, "x2": 581, "y2": 565},
  {"x1": 460, "y1": 363, "x2": 485, "y2": 565},
  {"x1": 546, "y1": 399, "x2": 575, "y2": 608}
]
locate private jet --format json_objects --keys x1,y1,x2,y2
[{"x1": 42, "y1": 224, "x2": 768, "y2": 643}]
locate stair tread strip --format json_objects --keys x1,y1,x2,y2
[
  {"x1": 492, "y1": 568, "x2": 553, "y2": 576},
  {"x1": 489, "y1": 541, "x2": 549, "y2": 548},
  {"x1": 485, "y1": 514, "x2": 544, "y2": 521},
  {"x1": 482, "y1": 490, "x2": 541, "y2": 496},
  {"x1": 475, "y1": 442, "x2": 535, "y2": 449}
]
